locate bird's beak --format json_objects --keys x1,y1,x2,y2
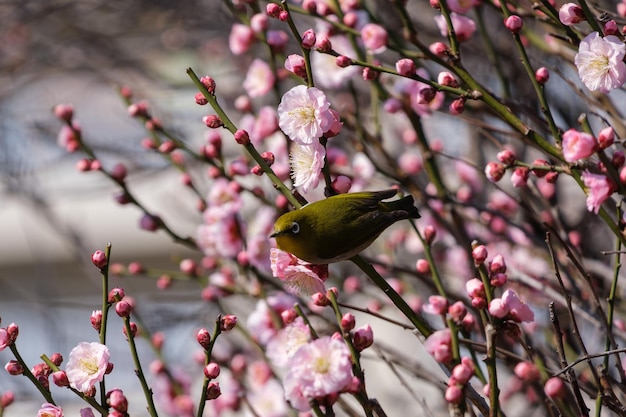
[{"x1": 269, "y1": 230, "x2": 280, "y2": 238}]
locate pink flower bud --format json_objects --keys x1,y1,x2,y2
[
  {"x1": 598, "y1": 127, "x2": 615, "y2": 149},
  {"x1": 448, "y1": 301, "x2": 467, "y2": 322},
  {"x1": 76, "y1": 159, "x2": 91, "y2": 172},
  {"x1": 514, "y1": 361, "x2": 540, "y2": 382},
  {"x1": 496, "y1": 149, "x2": 516, "y2": 165},
  {"x1": 452, "y1": 362, "x2": 474, "y2": 384},
  {"x1": 115, "y1": 301, "x2": 133, "y2": 317},
  {"x1": 490, "y1": 272, "x2": 507, "y2": 287},
  {"x1": 543, "y1": 171, "x2": 558, "y2": 184},
  {"x1": 562, "y1": 129, "x2": 597, "y2": 162},
  {"x1": 423, "y1": 295, "x2": 449, "y2": 315},
  {"x1": 341, "y1": 313, "x2": 356, "y2": 331},
  {"x1": 108, "y1": 287, "x2": 125, "y2": 302},
  {"x1": 559, "y1": 3, "x2": 585, "y2": 25},
  {"x1": 139, "y1": 214, "x2": 161, "y2": 232},
  {"x1": 91, "y1": 310, "x2": 103, "y2": 332},
  {"x1": 316, "y1": 36, "x2": 332, "y2": 53},
  {"x1": 437, "y1": 71, "x2": 458, "y2": 87},
  {"x1": 5, "y1": 360, "x2": 23, "y2": 375},
  {"x1": 336, "y1": 55, "x2": 352, "y2": 67},
  {"x1": 123, "y1": 322, "x2": 138, "y2": 339},
  {"x1": 613, "y1": 151, "x2": 625, "y2": 168},
  {"x1": 445, "y1": 384, "x2": 463, "y2": 404},
  {"x1": 281, "y1": 309, "x2": 297, "y2": 325},
  {"x1": 204, "y1": 362, "x2": 221, "y2": 379},
  {"x1": 472, "y1": 245, "x2": 488, "y2": 264},
  {"x1": 200, "y1": 76, "x2": 216, "y2": 95},
  {"x1": 544, "y1": 377, "x2": 565, "y2": 399},
  {"x1": 343, "y1": 11, "x2": 359, "y2": 27},
  {"x1": 504, "y1": 15, "x2": 523, "y2": 33},
  {"x1": 285, "y1": 54, "x2": 307, "y2": 78},
  {"x1": 604, "y1": 20, "x2": 619, "y2": 36},
  {"x1": 511, "y1": 166, "x2": 530, "y2": 188},
  {"x1": 301, "y1": 29, "x2": 316, "y2": 49},
  {"x1": 312, "y1": 292, "x2": 330, "y2": 306},
  {"x1": 278, "y1": 10, "x2": 289, "y2": 21},
  {"x1": 449, "y1": 97, "x2": 466, "y2": 114},
  {"x1": 362, "y1": 67, "x2": 378, "y2": 81},
  {"x1": 127, "y1": 262, "x2": 144, "y2": 275},
  {"x1": 219, "y1": 314, "x2": 237, "y2": 331},
  {"x1": 396, "y1": 58, "x2": 416, "y2": 76},
  {"x1": 361, "y1": 23, "x2": 388, "y2": 53},
  {"x1": 0, "y1": 391, "x2": 14, "y2": 408},
  {"x1": 6, "y1": 323, "x2": 17, "y2": 343},
  {"x1": 332, "y1": 175, "x2": 352, "y2": 194},
  {"x1": 194, "y1": 92, "x2": 208, "y2": 105},
  {"x1": 107, "y1": 389, "x2": 128, "y2": 413},
  {"x1": 206, "y1": 381, "x2": 221, "y2": 400},
  {"x1": 416, "y1": 86, "x2": 437, "y2": 104},
  {"x1": 429, "y1": 41, "x2": 449, "y2": 56},
  {"x1": 127, "y1": 101, "x2": 149, "y2": 118},
  {"x1": 51, "y1": 370, "x2": 69, "y2": 387},
  {"x1": 488, "y1": 298, "x2": 509, "y2": 318},
  {"x1": 250, "y1": 14, "x2": 268, "y2": 33},
  {"x1": 202, "y1": 115, "x2": 224, "y2": 129},
  {"x1": 424, "y1": 225, "x2": 436, "y2": 244},
  {"x1": 91, "y1": 250, "x2": 108, "y2": 269},
  {"x1": 485, "y1": 162, "x2": 505, "y2": 182},
  {"x1": 353, "y1": 324, "x2": 374, "y2": 351},
  {"x1": 197, "y1": 328, "x2": 211, "y2": 349},
  {"x1": 179, "y1": 259, "x2": 198, "y2": 276},
  {"x1": 234, "y1": 129, "x2": 250, "y2": 145},
  {"x1": 535, "y1": 67, "x2": 550, "y2": 84},
  {"x1": 54, "y1": 104, "x2": 74, "y2": 122},
  {"x1": 466, "y1": 278, "x2": 485, "y2": 299},
  {"x1": 416, "y1": 259, "x2": 430, "y2": 275},
  {"x1": 489, "y1": 254, "x2": 507, "y2": 274}
]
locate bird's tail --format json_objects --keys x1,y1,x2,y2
[{"x1": 383, "y1": 195, "x2": 420, "y2": 219}]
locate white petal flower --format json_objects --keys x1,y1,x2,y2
[{"x1": 575, "y1": 32, "x2": 626, "y2": 93}]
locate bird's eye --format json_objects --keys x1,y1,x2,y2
[{"x1": 290, "y1": 221, "x2": 300, "y2": 234}]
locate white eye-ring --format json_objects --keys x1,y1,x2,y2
[{"x1": 290, "y1": 221, "x2": 300, "y2": 234}]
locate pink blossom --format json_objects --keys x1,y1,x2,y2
[
  {"x1": 311, "y1": 35, "x2": 359, "y2": 88},
  {"x1": 422, "y1": 295, "x2": 449, "y2": 315},
  {"x1": 558, "y1": 3, "x2": 585, "y2": 25},
  {"x1": 247, "y1": 293, "x2": 298, "y2": 345},
  {"x1": 510, "y1": 167, "x2": 529, "y2": 188},
  {"x1": 284, "y1": 336, "x2": 353, "y2": 404},
  {"x1": 243, "y1": 59, "x2": 275, "y2": 98},
  {"x1": 434, "y1": 13, "x2": 476, "y2": 42},
  {"x1": 360, "y1": 23, "x2": 388, "y2": 53},
  {"x1": 561, "y1": 129, "x2": 597, "y2": 162},
  {"x1": 582, "y1": 170, "x2": 615, "y2": 214},
  {"x1": 38, "y1": 403, "x2": 64, "y2": 417},
  {"x1": 447, "y1": 0, "x2": 477, "y2": 13},
  {"x1": 290, "y1": 142, "x2": 325, "y2": 192},
  {"x1": 277, "y1": 85, "x2": 333, "y2": 145},
  {"x1": 424, "y1": 328, "x2": 453, "y2": 363},
  {"x1": 489, "y1": 289, "x2": 534, "y2": 323},
  {"x1": 270, "y1": 248, "x2": 328, "y2": 295},
  {"x1": 65, "y1": 342, "x2": 110, "y2": 393},
  {"x1": 575, "y1": 32, "x2": 626, "y2": 93},
  {"x1": 246, "y1": 379, "x2": 289, "y2": 417},
  {"x1": 266, "y1": 317, "x2": 311, "y2": 367},
  {"x1": 79, "y1": 409, "x2": 95, "y2": 417},
  {"x1": 504, "y1": 15, "x2": 523, "y2": 34},
  {"x1": 398, "y1": 153, "x2": 423, "y2": 175},
  {"x1": 228, "y1": 24, "x2": 255, "y2": 55}
]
